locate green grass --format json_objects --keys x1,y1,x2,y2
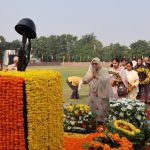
[{"x1": 27, "y1": 65, "x2": 89, "y2": 105}]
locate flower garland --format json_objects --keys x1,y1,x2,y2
[
  {"x1": 0, "y1": 70, "x2": 64, "y2": 150},
  {"x1": 113, "y1": 120, "x2": 141, "y2": 136},
  {"x1": 0, "y1": 76, "x2": 26, "y2": 150},
  {"x1": 64, "y1": 133, "x2": 88, "y2": 150},
  {"x1": 82, "y1": 131, "x2": 133, "y2": 150}
]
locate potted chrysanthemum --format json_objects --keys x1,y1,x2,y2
[
  {"x1": 108, "y1": 98, "x2": 147, "y2": 128},
  {"x1": 64, "y1": 104, "x2": 97, "y2": 133}
]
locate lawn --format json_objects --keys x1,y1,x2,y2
[{"x1": 27, "y1": 64, "x2": 90, "y2": 105}]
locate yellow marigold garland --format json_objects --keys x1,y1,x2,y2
[{"x1": 114, "y1": 120, "x2": 141, "y2": 136}]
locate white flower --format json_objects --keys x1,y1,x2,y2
[
  {"x1": 70, "y1": 121, "x2": 76, "y2": 125},
  {"x1": 66, "y1": 120, "x2": 69, "y2": 124},
  {"x1": 121, "y1": 107, "x2": 126, "y2": 111},
  {"x1": 127, "y1": 105, "x2": 133, "y2": 110},
  {"x1": 109, "y1": 98, "x2": 146, "y2": 127},
  {"x1": 79, "y1": 116, "x2": 82, "y2": 120},
  {"x1": 142, "y1": 116, "x2": 146, "y2": 120},
  {"x1": 67, "y1": 116, "x2": 70, "y2": 119},
  {"x1": 88, "y1": 112, "x2": 92, "y2": 115},
  {"x1": 119, "y1": 112, "x2": 124, "y2": 117},
  {"x1": 70, "y1": 117, "x2": 76, "y2": 120},
  {"x1": 136, "y1": 115, "x2": 142, "y2": 120},
  {"x1": 67, "y1": 126, "x2": 71, "y2": 130},
  {"x1": 114, "y1": 111, "x2": 118, "y2": 115},
  {"x1": 78, "y1": 121, "x2": 83, "y2": 124},
  {"x1": 126, "y1": 111, "x2": 131, "y2": 116},
  {"x1": 113, "y1": 116, "x2": 116, "y2": 120}
]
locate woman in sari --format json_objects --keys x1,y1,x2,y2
[
  {"x1": 125, "y1": 62, "x2": 139, "y2": 100},
  {"x1": 82, "y1": 57, "x2": 113, "y2": 123},
  {"x1": 109, "y1": 58, "x2": 128, "y2": 100}
]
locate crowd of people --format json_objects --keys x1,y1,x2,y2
[{"x1": 67, "y1": 56, "x2": 150, "y2": 123}]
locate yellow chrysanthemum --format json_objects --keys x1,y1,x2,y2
[{"x1": 67, "y1": 106, "x2": 74, "y2": 112}]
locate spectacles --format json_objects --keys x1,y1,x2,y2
[{"x1": 92, "y1": 63, "x2": 98, "y2": 65}]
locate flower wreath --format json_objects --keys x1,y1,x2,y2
[
  {"x1": 114, "y1": 120, "x2": 141, "y2": 136},
  {"x1": 83, "y1": 131, "x2": 133, "y2": 150}
]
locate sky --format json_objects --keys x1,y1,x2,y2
[{"x1": 0, "y1": 0, "x2": 150, "y2": 46}]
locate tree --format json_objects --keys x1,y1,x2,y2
[
  {"x1": 9, "y1": 40, "x2": 21, "y2": 50},
  {"x1": 130, "y1": 40, "x2": 150, "y2": 58},
  {"x1": 32, "y1": 36, "x2": 48, "y2": 62}
]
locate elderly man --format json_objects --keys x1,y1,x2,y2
[
  {"x1": 143, "y1": 57, "x2": 149, "y2": 67},
  {"x1": 6, "y1": 56, "x2": 18, "y2": 71}
]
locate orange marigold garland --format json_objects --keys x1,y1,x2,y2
[{"x1": 0, "y1": 76, "x2": 25, "y2": 150}]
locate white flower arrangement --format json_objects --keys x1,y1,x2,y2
[
  {"x1": 64, "y1": 104, "x2": 96, "y2": 133},
  {"x1": 108, "y1": 98, "x2": 147, "y2": 128}
]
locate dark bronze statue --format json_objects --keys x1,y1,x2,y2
[{"x1": 15, "y1": 18, "x2": 36, "y2": 71}]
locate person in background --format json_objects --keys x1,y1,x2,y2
[
  {"x1": 109, "y1": 58, "x2": 128, "y2": 100},
  {"x1": 82, "y1": 57, "x2": 113, "y2": 124},
  {"x1": 142, "y1": 63, "x2": 150, "y2": 104},
  {"x1": 120, "y1": 57, "x2": 127, "y2": 69},
  {"x1": 6, "y1": 56, "x2": 18, "y2": 71},
  {"x1": 66, "y1": 76, "x2": 83, "y2": 99},
  {"x1": 131, "y1": 57, "x2": 137, "y2": 68},
  {"x1": 125, "y1": 61, "x2": 139, "y2": 100},
  {"x1": 134, "y1": 57, "x2": 146, "y2": 101},
  {"x1": 143, "y1": 57, "x2": 149, "y2": 67}
]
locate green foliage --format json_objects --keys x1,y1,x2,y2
[
  {"x1": 1, "y1": 34, "x2": 150, "y2": 62},
  {"x1": 130, "y1": 40, "x2": 150, "y2": 58}
]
